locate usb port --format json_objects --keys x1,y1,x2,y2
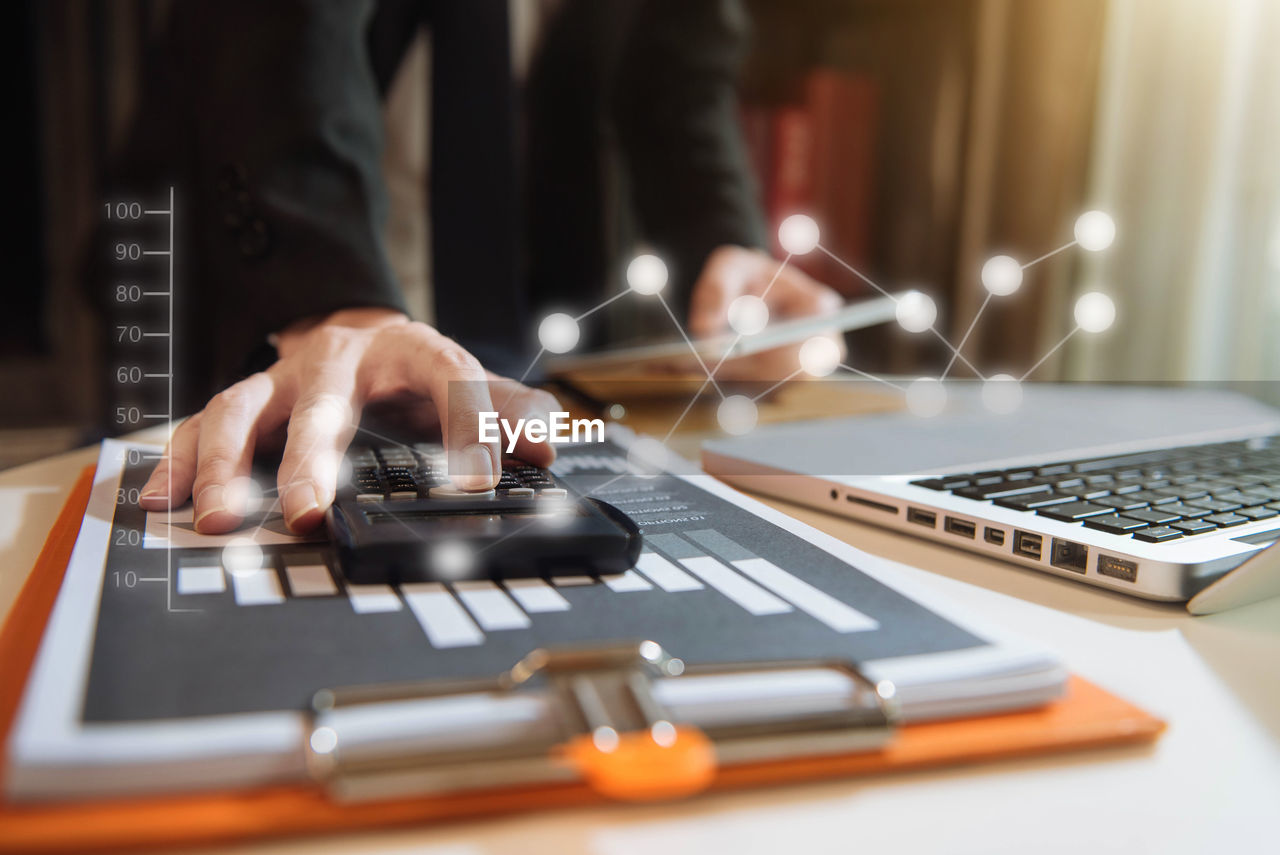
[
  {"x1": 984, "y1": 527, "x2": 1006, "y2": 546},
  {"x1": 1013, "y1": 531, "x2": 1043, "y2": 559},
  {"x1": 907, "y1": 507, "x2": 937, "y2": 528},
  {"x1": 944, "y1": 517, "x2": 976, "y2": 539},
  {"x1": 1097, "y1": 554, "x2": 1138, "y2": 582},
  {"x1": 1050, "y1": 538, "x2": 1088, "y2": 574}
]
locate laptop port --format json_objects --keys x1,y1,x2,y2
[
  {"x1": 907, "y1": 507, "x2": 937, "y2": 528},
  {"x1": 944, "y1": 517, "x2": 976, "y2": 539},
  {"x1": 1013, "y1": 531, "x2": 1043, "y2": 559},
  {"x1": 1049, "y1": 538, "x2": 1088, "y2": 574},
  {"x1": 1097, "y1": 554, "x2": 1138, "y2": 582},
  {"x1": 984, "y1": 527, "x2": 1006, "y2": 546}
]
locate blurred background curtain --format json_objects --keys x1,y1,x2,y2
[{"x1": 1069, "y1": 0, "x2": 1280, "y2": 384}]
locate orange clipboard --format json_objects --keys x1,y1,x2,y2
[{"x1": 0, "y1": 467, "x2": 1165, "y2": 854}]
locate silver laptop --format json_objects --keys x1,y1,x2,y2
[{"x1": 702, "y1": 384, "x2": 1280, "y2": 603}]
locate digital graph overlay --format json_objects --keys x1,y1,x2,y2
[{"x1": 519, "y1": 209, "x2": 1118, "y2": 438}]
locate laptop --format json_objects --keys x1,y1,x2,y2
[{"x1": 702, "y1": 384, "x2": 1280, "y2": 604}]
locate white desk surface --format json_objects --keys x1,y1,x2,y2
[{"x1": 2, "y1": 438, "x2": 1277, "y2": 855}]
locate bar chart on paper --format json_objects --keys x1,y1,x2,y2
[{"x1": 83, "y1": 442, "x2": 987, "y2": 724}]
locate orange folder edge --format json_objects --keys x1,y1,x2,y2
[{"x1": 0, "y1": 465, "x2": 1166, "y2": 853}]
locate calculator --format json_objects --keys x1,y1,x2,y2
[{"x1": 326, "y1": 443, "x2": 643, "y2": 584}]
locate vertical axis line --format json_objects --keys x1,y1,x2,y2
[{"x1": 166, "y1": 186, "x2": 174, "y2": 613}]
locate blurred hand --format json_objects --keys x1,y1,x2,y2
[
  {"x1": 688, "y1": 245, "x2": 845, "y2": 381},
  {"x1": 138, "y1": 307, "x2": 560, "y2": 535}
]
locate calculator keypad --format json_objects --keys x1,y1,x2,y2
[{"x1": 343, "y1": 444, "x2": 561, "y2": 502}]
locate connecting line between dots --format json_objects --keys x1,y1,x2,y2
[
  {"x1": 1022, "y1": 240, "x2": 1078, "y2": 269},
  {"x1": 655, "y1": 291, "x2": 725, "y2": 399},
  {"x1": 941, "y1": 292, "x2": 991, "y2": 380},
  {"x1": 1021, "y1": 326, "x2": 1080, "y2": 381},
  {"x1": 750, "y1": 369, "x2": 804, "y2": 403},
  {"x1": 838, "y1": 364, "x2": 904, "y2": 391}
]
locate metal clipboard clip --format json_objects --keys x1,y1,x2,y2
[{"x1": 304, "y1": 641, "x2": 898, "y2": 803}]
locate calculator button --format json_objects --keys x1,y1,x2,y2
[
  {"x1": 428, "y1": 486, "x2": 496, "y2": 499},
  {"x1": 504, "y1": 487, "x2": 535, "y2": 498},
  {"x1": 356, "y1": 493, "x2": 384, "y2": 503},
  {"x1": 389, "y1": 490, "x2": 419, "y2": 501},
  {"x1": 539, "y1": 488, "x2": 569, "y2": 499}
]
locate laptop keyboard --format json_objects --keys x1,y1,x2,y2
[{"x1": 911, "y1": 435, "x2": 1280, "y2": 543}]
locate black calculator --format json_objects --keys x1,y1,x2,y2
[{"x1": 326, "y1": 443, "x2": 642, "y2": 584}]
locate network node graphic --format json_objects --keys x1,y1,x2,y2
[
  {"x1": 717, "y1": 395, "x2": 759, "y2": 435},
  {"x1": 778, "y1": 214, "x2": 820, "y2": 255},
  {"x1": 431, "y1": 540, "x2": 474, "y2": 579},
  {"x1": 981, "y1": 255, "x2": 1024, "y2": 296},
  {"x1": 1074, "y1": 211, "x2": 1116, "y2": 252},
  {"x1": 538, "y1": 312, "x2": 581, "y2": 354},
  {"x1": 895, "y1": 290, "x2": 938, "y2": 333},
  {"x1": 905, "y1": 376, "x2": 948, "y2": 418},
  {"x1": 727, "y1": 294, "x2": 770, "y2": 336},
  {"x1": 798, "y1": 336, "x2": 841, "y2": 377},
  {"x1": 627, "y1": 254, "x2": 669, "y2": 295},
  {"x1": 221, "y1": 537, "x2": 265, "y2": 578},
  {"x1": 981, "y1": 373, "x2": 1024, "y2": 415},
  {"x1": 1074, "y1": 291, "x2": 1117, "y2": 333}
]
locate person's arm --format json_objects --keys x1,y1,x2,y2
[
  {"x1": 176, "y1": 0, "x2": 407, "y2": 362},
  {"x1": 140, "y1": 2, "x2": 559, "y2": 534},
  {"x1": 613, "y1": 0, "x2": 842, "y2": 378},
  {"x1": 612, "y1": 0, "x2": 769, "y2": 300}
]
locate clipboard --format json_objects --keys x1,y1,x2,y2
[{"x1": 0, "y1": 467, "x2": 1165, "y2": 854}]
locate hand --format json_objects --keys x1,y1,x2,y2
[
  {"x1": 687, "y1": 245, "x2": 845, "y2": 381},
  {"x1": 138, "y1": 307, "x2": 561, "y2": 535}
]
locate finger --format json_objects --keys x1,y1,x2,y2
[
  {"x1": 139, "y1": 413, "x2": 202, "y2": 511},
  {"x1": 688, "y1": 257, "x2": 746, "y2": 339},
  {"x1": 372, "y1": 324, "x2": 500, "y2": 491},
  {"x1": 189, "y1": 373, "x2": 283, "y2": 534},
  {"x1": 486, "y1": 374, "x2": 563, "y2": 467},
  {"x1": 277, "y1": 362, "x2": 361, "y2": 534}
]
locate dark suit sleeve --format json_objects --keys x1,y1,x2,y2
[
  {"x1": 175, "y1": 0, "x2": 406, "y2": 369},
  {"x1": 612, "y1": 0, "x2": 769, "y2": 303}
]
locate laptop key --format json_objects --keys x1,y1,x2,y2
[
  {"x1": 1171, "y1": 519, "x2": 1219, "y2": 535},
  {"x1": 1083, "y1": 515, "x2": 1148, "y2": 534},
  {"x1": 1237, "y1": 506, "x2": 1279, "y2": 521},
  {"x1": 910, "y1": 477, "x2": 971, "y2": 491},
  {"x1": 1123, "y1": 508, "x2": 1182, "y2": 526},
  {"x1": 1160, "y1": 503, "x2": 1211, "y2": 519},
  {"x1": 955, "y1": 480, "x2": 1051, "y2": 501},
  {"x1": 1126, "y1": 490, "x2": 1179, "y2": 506},
  {"x1": 1189, "y1": 499, "x2": 1243, "y2": 513},
  {"x1": 1037, "y1": 501, "x2": 1114, "y2": 521},
  {"x1": 994, "y1": 491, "x2": 1078, "y2": 510},
  {"x1": 1132, "y1": 526, "x2": 1183, "y2": 543},
  {"x1": 1203, "y1": 512, "x2": 1249, "y2": 527},
  {"x1": 1094, "y1": 494, "x2": 1150, "y2": 511}
]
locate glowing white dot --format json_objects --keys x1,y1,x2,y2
[
  {"x1": 895, "y1": 290, "x2": 937, "y2": 333},
  {"x1": 627, "y1": 436, "x2": 669, "y2": 478},
  {"x1": 221, "y1": 537, "x2": 264, "y2": 577},
  {"x1": 309, "y1": 726, "x2": 338, "y2": 755},
  {"x1": 593, "y1": 726, "x2": 620, "y2": 753},
  {"x1": 639, "y1": 640, "x2": 663, "y2": 661},
  {"x1": 778, "y1": 214, "x2": 820, "y2": 255},
  {"x1": 538, "y1": 312, "x2": 580, "y2": 354},
  {"x1": 1074, "y1": 292, "x2": 1116, "y2": 333},
  {"x1": 981, "y1": 255, "x2": 1023, "y2": 296},
  {"x1": 981, "y1": 373, "x2": 1023, "y2": 415},
  {"x1": 799, "y1": 336, "x2": 840, "y2": 377},
  {"x1": 626, "y1": 254, "x2": 668, "y2": 295},
  {"x1": 651, "y1": 720, "x2": 678, "y2": 748},
  {"x1": 432, "y1": 540, "x2": 474, "y2": 579},
  {"x1": 905, "y1": 377, "x2": 947, "y2": 418},
  {"x1": 727, "y1": 294, "x2": 770, "y2": 336},
  {"x1": 607, "y1": 403, "x2": 626, "y2": 420},
  {"x1": 1074, "y1": 210, "x2": 1116, "y2": 252},
  {"x1": 717, "y1": 395, "x2": 758, "y2": 436}
]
